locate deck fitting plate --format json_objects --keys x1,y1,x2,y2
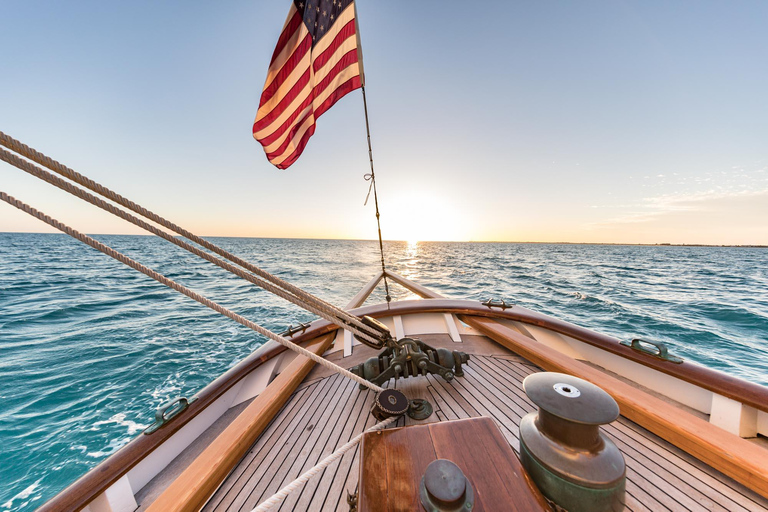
[{"x1": 408, "y1": 398, "x2": 434, "y2": 420}]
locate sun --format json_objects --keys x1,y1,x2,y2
[{"x1": 382, "y1": 191, "x2": 470, "y2": 242}]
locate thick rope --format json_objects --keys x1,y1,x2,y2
[
  {"x1": 0, "y1": 147, "x2": 381, "y2": 347},
  {"x1": 252, "y1": 416, "x2": 397, "y2": 512},
  {"x1": 0, "y1": 191, "x2": 384, "y2": 393},
  {"x1": 0, "y1": 131, "x2": 381, "y2": 340},
  {"x1": 0, "y1": 133, "x2": 406, "y2": 509},
  {"x1": 0, "y1": 132, "x2": 399, "y2": 506}
]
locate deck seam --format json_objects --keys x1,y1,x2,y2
[
  {"x1": 205, "y1": 349, "x2": 768, "y2": 512},
  {"x1": 247, "y1": 373, "x2": 349, "y2": 509},
  {"x1": 202, "y1": 383, "x2": 316, "y2": 511},
  {"x1": 282, "y1": 378, "x2": 362, "y2": 510},
  {"x1": 218, "y1": 373, "x2": 341, "y2": 511},
  {"x1": 302, "y1": 388, "x2": 372, "y2": 511},
  {"x1": 476, "y1": 355, "x2": 739, "y2": 511}
]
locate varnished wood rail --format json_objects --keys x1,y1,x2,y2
[
  {"x1": 145, "y1": 332, "x2": 336, "y2": 512},
  {"x1": 42, "y1": 271, "x2": 768, "y2": 510},
  {"x1": 345, "y1": 271, "x2": 384, "y2": 309},
  {"x1": 382, "y1": 274, "x2": 768, "y2": 499},
  {"x1": 378, "y1": 273, "x2": 768, "y2": 414},
  {"x1": 459, "y1": 315, "x2": 768, "y2": 501},
  {"x1": 38, "y1": 342, "x2": 290, "y2": 512}
]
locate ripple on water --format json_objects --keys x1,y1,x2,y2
[{"x1": 0, "y1": 235, "x2": 767, "y2": 509}]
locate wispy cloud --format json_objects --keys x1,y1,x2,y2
[{"x1": 586, "y1": 164, "x2": 768, "y2": 230}]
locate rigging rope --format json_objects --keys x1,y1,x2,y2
[
  {"x1": 361, "y1": 86, "x2": 392, "y2": 303},
  {"x1": 0, "y1": 190, "x2": 384, "y2": 393},
  {"x1": 0, "y1": 130, "x2": 407, "y2": 507},
  {"x1": 0, "y1": 131, "x2": 382, "y2": 342},
  {"x1": 252, "y1": 415, "x2": 397, "y2": 512},
  {"x1": 0, "y1": 146, "x2": 383, "y2": 347}
]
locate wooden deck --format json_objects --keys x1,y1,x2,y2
[{"x1": 203, "y1": 351, "x2": 768, "y2": 512}]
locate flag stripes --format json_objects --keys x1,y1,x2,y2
[{"x1": 254, "y1": 0, "x2": 362, "y2": 169}]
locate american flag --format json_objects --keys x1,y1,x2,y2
[{"x1": 253, "y1": 0, "x2": 364, "y2": 169}]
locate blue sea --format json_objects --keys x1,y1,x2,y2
[{"x1": 1, "y1": 233, "x2": 767, "y2": 510}]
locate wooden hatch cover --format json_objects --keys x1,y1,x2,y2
[{"x1": 358, "y1": 416, "x2": 551, "y2": 511}]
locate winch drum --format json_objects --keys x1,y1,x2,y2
[{"x1": 519, "y1": 372, "x2": 626, "y2": 512}]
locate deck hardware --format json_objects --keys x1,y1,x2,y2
[
  {"x1": 346, "y1": 489, "x2": 358, "y2": 512},
  {"x1": 355, "y1": 315, "x2": 393, "y2": 349},
  {"x1": 143, "y1": 396, "x2": 198, "y2": 435},
  {"x1": 351, "y1": 337, "x2": 470, "y2": 390},
  {"x1": 620, "y1": 338, "x2": 683, "y2": 364},
  {"x1": 279, "y1": 322, "x2": 311, "y2": 338},
  {"x1": 553, "y1": 382, "x2": 581, "y2": 398},
  {"x1": 520, "y1": 372, "x2": 626, "y2": 512},
  {"x1": 480, "y1": 298, "x2": 514, "y2": 310},
  {"x1": 408, "y1": 398, "x2": 434, "y2": 420},
  {"x1": 371, "y1": 389, "x2": 409, "y2": 421},
  {"x1": 361, "y1": 315, "x2": 390, "y2": 336},
  {"x1": 452, "y1": 350, "x2": 467, "y2": 377},
  {"x1": 419, "y1": 459, "x2": 474, "y2": 511}
]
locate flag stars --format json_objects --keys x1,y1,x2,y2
[{"x1": 256, "y1": 0, "x2": 361, "y2": 168}]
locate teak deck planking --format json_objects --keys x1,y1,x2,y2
[
  {"x1": 201, "y1": 340, "x2": 768, "y2": 512},
  {"x1": 460, "y1": 315, "x2": 768, "y2": 500},
  {"x1": 47, "y1": 274, "x2": 768, "y2": 511},
  {"x1": 146, "y1": 333, "x2": 336, "y2": 512}
]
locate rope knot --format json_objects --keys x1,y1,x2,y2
[{"x1": 363, "y1": 173, "x2": 374, "y2": 205}]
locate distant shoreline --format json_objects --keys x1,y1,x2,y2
[{"x1": 2, "y1": 232, "x2": 765, "y2": 248}]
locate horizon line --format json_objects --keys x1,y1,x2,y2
[{"x1": 1, "y1": 232, "x2": 766, "y2": 248}]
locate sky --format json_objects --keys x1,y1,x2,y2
[{"x1": 1, "y1": 0, "x2": 766, "y2": 245}]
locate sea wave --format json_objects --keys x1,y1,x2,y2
[{"x1": 0, "y1": 235, "x2": 767, "y2": 509}]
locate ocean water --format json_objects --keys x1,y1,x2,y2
[{"x1": 1, "y1": 233, "x2": 767, "y2": 509}]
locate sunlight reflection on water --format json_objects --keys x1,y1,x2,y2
[{"x1": 0, "y1": 234, "x2": 766, "y2": 509}]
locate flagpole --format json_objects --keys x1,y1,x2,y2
[{"x1": 361, "y1": 85, "x2": 392, "y2": 304}]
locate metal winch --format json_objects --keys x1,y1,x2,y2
[
  {"x1": 350, "y1": 336, "x2": 469, "y2": 389},
  {"x1": 519, "y1": 372, "x2": 626, "y2": 512}
]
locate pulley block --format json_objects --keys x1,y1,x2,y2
[{"x1": 355, "y1": 315, "x2": 393, "y2": 349}]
